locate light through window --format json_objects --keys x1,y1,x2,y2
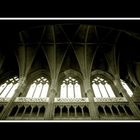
[
  {"x1": 120, "y1": 79, "x2": 133, "y2": 97},
  {"x1": 92, "y1": 76, "x2": 115, "y2": 98},
  {"x1": 60, "y1": 77, "x2": 81, "y2": 98},
  {"x1": 26, "y1": 77, "x2": 49, "y2": 98},
  {"x1": 0, "y1": 76, "x2": 19, "y2": 98}
]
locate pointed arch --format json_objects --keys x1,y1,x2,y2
[
  {"x1": 91, "y1": 70, "x2": 115, "y2": 82},
  {"x1": 55, "y1": 106, "x2": 60, "y2": 117},
  {"x1": 111, "y1": 105, "x2": 119, "y2": 115},
  {"x1": 58, "y1": 69, "x2": 84, "y2": 98},
  {"x1": 91, "y1": 70, "x2": 116, "y2": 98},
  {"x1": 76, "y1": 106, "x2": 82, "y2": 117},
  {"x1": 59, "y1": 69, "x2": 83, "y2": 85},
  {"x1": 69, "y1": 106, "x2": 75, "y2": 117},
  {"x1": 98, "y1": 106, "x2": 105, "y2": 115},
  {"x1": 17, "y1": 106, "x2": 25, "y2": 117},
  {"x1": 105, "y1": 105, "x2": 112, "y2": 115},
  {"x1": 0, "y1": 76, "x2": 19, "y2": 98},
  {"x1": 9, "y1": 106, "x2": 18, "y2": 117},
  {"x1": 32, "y1": 106, "x2": 38, "y2": 117},
  {"x1": 62, "y1": 106, "x2": 68, "y2": 117},
  {"x1": 39, "y1": 106, "x2": 45, "y2": 117},
  {"x1": 26, "y1": 75, "x2": 50, "y2": 98},
  {"x1": 25, "y1": 69, "x2": 50, "y2": 98},
  {"x1": 27, "y1": 69, "x2": 50, "y2": 86},
  {"x1": 59, "y1": 76, "x2": 82, "y2": 98}
]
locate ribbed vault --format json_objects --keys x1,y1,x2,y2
[
  {"x1": 28, "y1": 47, "x2": 50, "y2": 76},
  {"x1": 1, "y1": 21, "x2": 140, "y2": 120},
  {"x1": 0, "y1": 22, "x2": 139, "y2": 88}
]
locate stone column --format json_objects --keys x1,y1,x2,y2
[
  {"x1": 44, "y1": 79, "x2": 57, "y2": 120},
  {"x1": 0, "y1": 77, "x2": 27, "y2": 120},
  {"x1": 83, "y1": 78, "x2": 99, "y2": 119},
  {"x1": 113, "y1": 75, "x2": 140, "y2": 119},
  {"x1": 44, "y1": 89, "x2": 57, "y2": 119}
]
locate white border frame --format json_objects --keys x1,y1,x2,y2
[
  {"x1": 0, "y1": 17, "x2": 140, "y2": 122},
  {"x1": 0, "y1": 18, "x2": 140, "y2": 20}
]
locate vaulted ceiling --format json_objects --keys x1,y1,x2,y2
[{"x1": 0, "y1": 20, "x2": 140, "y2": 85}]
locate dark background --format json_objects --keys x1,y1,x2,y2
[{"x1": 0, "y1": 8, "x2": 140, "y2": 137}]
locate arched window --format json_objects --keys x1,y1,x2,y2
[
  {"x1": 92, "y1": 76, "x2": 115, "y2": 98},
  {"x1": 26, "y1": 76, "x2": 49, "y2": 98},
  {"x1": 0, "y1": 76, "x2": 19, "y2": 98},
  {"x1": 60, "y1": 77, "x2": 81, "y2": 98},
  {"x1": 120, "y1": 79, "x2": 133, "y2": 97}
]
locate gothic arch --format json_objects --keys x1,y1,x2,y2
[
  {"x1": 58, "y1": 69, "x2": 83, "y2": 85},
  {"x1": 58, "y1": 69, "x2": 84, "y2": 97},
  {"x1": 23, "y1": 69, "x2": 50, "y2": 97},
  {"x1": 91, "y1": 70, "x2": 118, "y2": 97},
  {"x1": 91, "y1": 70, "x2": 115, "y2": 84},
  {"x1": 27, "y1": 69, "x2": 50, "y2": 85}
]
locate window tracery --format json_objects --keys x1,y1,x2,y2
[
  {"x1": 26, "y1": 77, "x2": 49, "y2": 98},
  {"x1": 60, "y1": 77, "x2": 81, "y2": 98},
  {"x1": 0, "y1": 76, "x2": 19, "y2": 98},
  {"x1": 92, "y1": 76, "x2": 115, "y2": 98}
]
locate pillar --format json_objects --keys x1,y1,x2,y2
[
  {"x1": 83, "y1": 78, "x2": 99, "y2": 119},
  {"x1": 0, "y1": 77, "x2": 27, "y2": 119},
  {"x1": 113, "y1": 75, "x2": 140, "y2": 119},
  {"x1": 44, "y1": 86, "x2": 57, "y2": 120}
]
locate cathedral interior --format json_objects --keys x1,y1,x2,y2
[{"x1": 0, "y1": 19, "x2": 140, "y2": 120}]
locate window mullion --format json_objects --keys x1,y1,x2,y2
[
  {"x1": 97, "y1": 84, "x2": 103, "y2": 97},
  {"x1": 39, "y1": 84, "x2": 43, "y2": 98},
  {"x1": 73, "y1": 83, "x2": 75, "y2": 98},
  {"x1": 0, "y1": 77, "x2": 19, "y2": 98},
  {"x1": 66, "y1": 83, "x2": 68, "y2": 98},
  {"x1": 32, "y1": 84, "x2": 37, "y2": 98},
  {"x1": 60, "y1": 77, "x2": 81, "y2": 99},
  {"x1": 0, "y1": 83, "x2": 8, "y2": 96},
  {"x1": 5, "y1": 84, "x2": 14, "y2": 98},
  {"x1": 104, "y1": 84, "x2": 110, "y2": 98}
]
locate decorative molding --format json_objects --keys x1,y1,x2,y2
[
  {"x1": 15, "y1": 97, "x2": 49, "y2": 102},
  {"x1": 0, "y1": 98, "x2": 10, "y2": 102},
  {"x1": 94, "y1": 97, "x2": 128, "y2": 102},
  {"x1": 54, "y1": 98, "x2": 89, "y2": 102}
]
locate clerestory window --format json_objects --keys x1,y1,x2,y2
[
  {"x1": 0, "y1": 76, "x2": 19, "y2": 98},
  {"x1": 26, "y1": 77, "x2": 49, "y2": 98},
  {"x1": 60, "y1": 77, "x2": 81, "y2": 98},
  {"x1": 120, "y1": 79, "x2": 133, "y2": 97},
  {"x1": 92, "y1": 76, "x2": 115, "y2": 98}
]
